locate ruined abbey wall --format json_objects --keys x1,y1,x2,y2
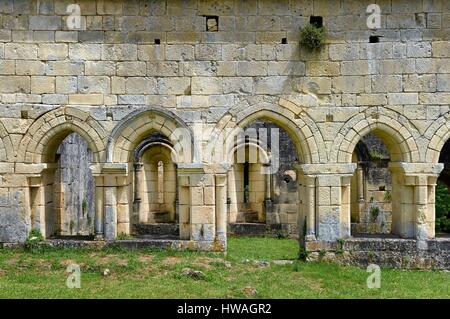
[{"x1": 0, "y1": 0, "x2": 449, "y2": 258}]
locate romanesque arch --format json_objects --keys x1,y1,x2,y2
[
  {"x1": 210, "y1": 98, "x2": 325, "y2": 165},
  {"x1": 0, "y1": 120, "x2": 14, "y2": 162},
  {"x1": 107, "y1": 106, "x2": 196, "y2": 164},
  {"x1": 331, "y1": 110, "x2": 420, "y2": 164},
  {"x1": 424, "y1": 111, "x2": 450, "y2": 163},
  {"x1": 17, "y1": 107, "x2": 107, "y2": 164}
]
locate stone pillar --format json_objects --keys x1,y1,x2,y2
[
  {"x1": 298, "y1": 164, "x2": 356, "y2": 242},
  {"x1": 94, "y1": 176, "x2": 104, "y2": 239},
  {"x1": 104, "y1": 175, "x2": 117, "y2": 240},
  {"x1": 389, "y1": 162, "x2": 443, "y2": 240},
  {"x1": 116, "y1": 176, "x2": 130, "y2": 235},
  {"x1": 215, "y1": 174, "x2": 227, "y2": 246}
]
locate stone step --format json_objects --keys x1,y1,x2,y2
[
  {"x1": 134, "y1": 223, "x2": 179, "y2": 236},
  {"x1": 229, "y1": 223, "x2": 267, "y2": 236}
]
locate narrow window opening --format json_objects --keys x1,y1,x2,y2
[
  {"x1": 243, "y1": 162, "x2": 250, "y2": 204},
  {"x1": 154, "y1": 38, "x2": 161, "y2": 45},
  {"x1": 281, "y1": 37, "x2": 287, "y2": 44},
  {"x1": 157, "y1": 160, "x2": 164, "y2": 204}
]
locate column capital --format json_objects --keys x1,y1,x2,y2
[{"x1": 389, "y1": 162, "x2": 444, "y2": 177}]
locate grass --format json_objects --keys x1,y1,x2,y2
[{"x1": 0, "y1": 237, "x2": 449, "y2": 298}]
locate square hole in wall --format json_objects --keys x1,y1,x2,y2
[
  {"x1": 326, "y1": 114, "x2": 334, "y2": 122},
  {"x1": 281, "y1": 37, "x2": 287, "y2": 44},
  {"x1": 369, "y1": 35, "x2": 380, "y2": 43},
  {"x1": 21, "y1": 110, "x2": 28, "y2": 119},
  {"x1": 379, "y1": 186, "x2": 386, "y2": 191},
  {"x1": 310, "y1": 16, "x2": 323, "y2": 28},
  {"x1": 206, "y1": 16, "x2": 219, "y2": 32},
  {"x1": 154, "y1": 38, "x2": 161, "y2": 44}
]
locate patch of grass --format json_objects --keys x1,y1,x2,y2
[{"x1": 0, "y1": 237, "x2": 448, "y2": 298}]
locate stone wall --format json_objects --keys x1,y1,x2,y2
[{"x1": 0, "y1": 0, "x2": 448, "y2": 260}]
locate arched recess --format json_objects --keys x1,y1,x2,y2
[
  {"x1": 108, "y1": 107, "x2": 195, "y2": 239},
  {"x1": 16, "y1": 107, "x2": 107, "y2": 239},
  {"x1": 333, "y1": 113, "x2": 420, "y2": 239},
  {"x1": 108, "y1": 107, "x2": 196, "y2": 164},
  {"x1": 210, "y1": 100, "x2": 321, "y2": 238},
  {"x1": 227, "y1": 142, "x2": 270, "y2": 224}
]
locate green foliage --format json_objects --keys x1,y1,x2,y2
[
  {"x1": 300, "y1": 24, "x2": 326, "y2": 51},
  {"x1": 436, "y1": 181, "x2": 450, "y2": 233},
  {"x1": 25, "y1": 229, "x2": 44, "y2": 252},
  {"x1": 370, "y1": 205, "x2": 381, "y2": 222},
  {"x1": 369, "y1": 150, "x2": 384, "y2": 160},
  {"x1": 116, "y1": 233, "x2": 134, "y2": 240},
  {"x1": 82, "y1": 199, "x2": 88, "y2": 216},
  {"x1": 384, "y1": 190, "x2": 392, "y2": 202}
]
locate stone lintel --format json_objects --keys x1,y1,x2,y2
[
  {"x1": 96, "y1": 163, "x2": 128, "y2": 176},
  {"x1": 296, "y1": 163, "x2": 357, "y2": 176}
]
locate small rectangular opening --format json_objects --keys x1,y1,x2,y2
[
  {"x1": 21, "y1": 110, "x2": 28, "y2": 119},
  {"x1": 281, "y1": 37, "x2": 287, "y2": 44},
  {"x1": 379, "y1": 186, "x2": 386, "y2": 191},
  {"x1": 206, "y1": 16, "x2": 219, "y2": 32},
  {"x1": 310, "y1": 16, "x2": 323, "y2": 28},
  {"x1": 326, "y1": 114, "x2": 333, "y2": 122},
  {"x1": 154, "y1": 38, "x2": 161, "y2": 44},
  {"x1": 369, "y1": 35, "x2": 380, "y2": 43}
]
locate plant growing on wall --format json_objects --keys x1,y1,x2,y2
[{"x1": 300, "y1": 24, "x2": 326, "y2": 51}]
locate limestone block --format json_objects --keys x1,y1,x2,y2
[
  {"x1": 68, "y1": 94, "x2": 103, "y2": 105},
  {"x1": 195, "y1": 44, "x2": 221, "y2": 60},
  {"x1": 78, "y1": 76, "x2": 110, "y2": 94},
  {"x1": 253, "y1": 76, "x2": 290, "y2": 95},
  {"x1": 55, "y1": 76, "x2": 77, "y2": 93},
  {"x1": 388, "y1": 93, "x2": 419, "y2": 105},
  {"x1": 55, "y1": 31, "x2": 78, "y2": 43},
  {"x1": 116, "y1": 61, "x2": 146, "y2": 76},
  {"x1": 165, "y1": 44, "x2": 194, "y2": 61},
  {"x1": 31, "y1": 76, "x2": 54, "y2": 94},
  {"x1": 306, "y1": 61, "x2": 340, "y2": 76},
  {"x1": 5, "y1": 43, "x2": 37, "y2": 59},
  {"x1": 69, "y1": 44, "x2": 102, "y2": 60},
  {"x1": 46, "y1": 61, "x2": 83, "y2": 75},
  {"x1": 236, "y1": 61, "x2": 267, "y2": 76},
  {"x1": 102, "y1": 44, "x2": 137, "y2": 60},
  {"x1": 191, "y1": 77, "x2": 222, "y2": 95},
  {"x1": 29, "y1": 15, "x2": 61, "y2": 30},
  {"x1": 38, "y1": 44, "x2": 67, "y2": 60},
  {"x1": 118, "y1": 95, "x2": 145, "y2": 105},
  {"x1": 111, "y1": 76, "x2": 125, "y2": 94},
  {"x1": 158, "y1": 77, "x2": 190, "y2": 95},
  {"x1": 371, "y1": 75, "x2": 402, "y2": 93},
  {"x1": 404, "y1": 74, "x2": 436, "y2": 92},
  {"x1": 0, "y1": 60, "x2": 15, "y2": 75},
  {"x1": 138, "y1": 44, "x2": 165, "y2": 61},
  {"x1": 42, "y1": 94, "x2": 68, "y2": 104},
  {"x1": 341, "y1": 60, "x2": 376, "y2": 75},
  {"x1": 180, "y1": 61, "x2": 214, "y2": 76},
  {"x1": 437, "y1": 74, "x2": 450, "y2": 91},
  {"x1": 191, "y1": 206, "x2": 215, "y2": 224},
  {"x1": 216, "y1": 61, "x2": 236, "y2": 76},
  {"x1": 407, "y1": 42, "x2": 432, "y2": 58},
  {"x1": 222, "y1": 44, "x2": 261, "y2": 61},
  {"x1": 125, "y1": 77, "x2": 157, "y2": 94},
  {"x1": 0, "y1": 76, "x2": 30, "y2": 93},
  {"x1": 332, "y1": 76, "x2": 365, "y2": 94},
  {"x1": 222, "y1": 77, "x2": 253, "y2": 94},
  {"x1": 85, "y1": 61, "x2": 116, "y2": 76},
  {"x1": 432, "y1": 41, "x2": 450, "y2": 57},
  {"x1": 144, "y1": 17, "x2": 174, "y2": 32}
]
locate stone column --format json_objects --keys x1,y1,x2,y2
[
  {"x1": 304, "y1": 175, "x2": 316, "y2": 241},
  {"x1": 133, "y1": 162, "x2": 145, "y2": 223},
  {"x1": 215, "y1": 174, "x2": 227, "y2": 246},
  {"x1": 94, "y1": 176, "x2": 104, "y2": 239},
  {"x1": 356, "y1": 164, "x2": 364, "y2": 202},
  {"x1": 415, "y1": 175, "x2": 429, "y2": 240}
]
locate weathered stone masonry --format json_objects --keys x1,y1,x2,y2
[{"x1": 0, "y1": 0, "x2": 449, "y2": 267}]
